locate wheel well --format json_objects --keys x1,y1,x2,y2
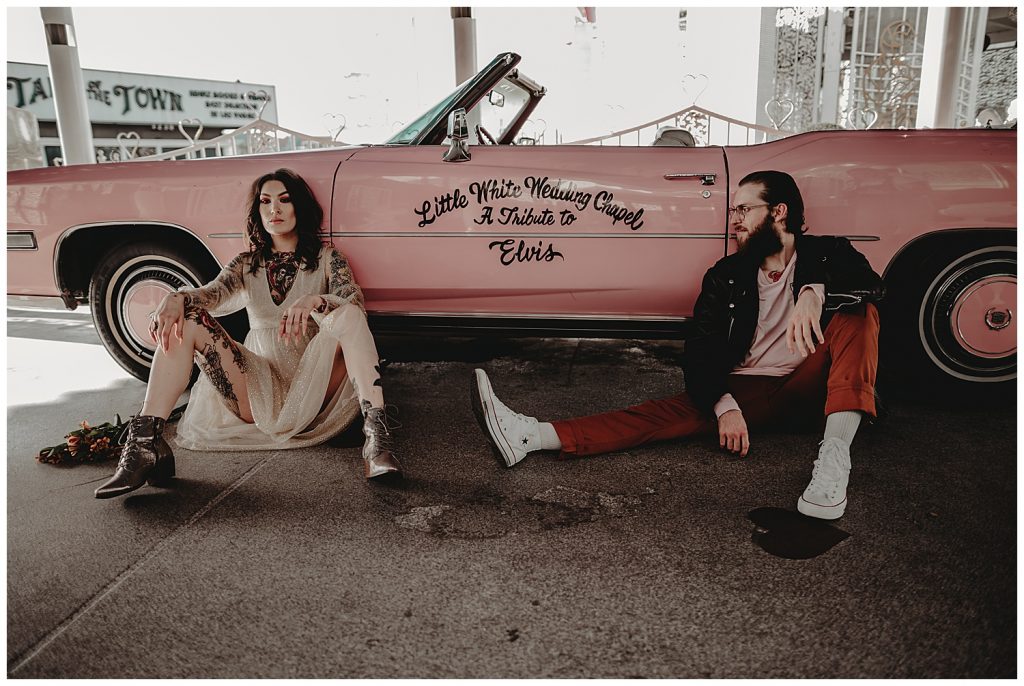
[
  {"x1": 882, "y1": 228, "x2": 1016, "y2": 287},
  {"x1": 57, "y1": 224, "x2": 223, "y2": 305}
]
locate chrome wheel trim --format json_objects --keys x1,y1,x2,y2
[
  {"x1": 104, "y1": 255, "x2": 202, "y2": 368},
  {"x1": 918, "y1": 246, "x2": 1016, "y2": 383}
]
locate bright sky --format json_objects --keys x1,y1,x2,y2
[{"x1": 6, "y1": 5, "x2": 713, "y2": 143}]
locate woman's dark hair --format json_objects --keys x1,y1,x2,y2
[
  {"x1": 738, "y1": 170, "x2": 806, "y2": 235},
  {"x1": 244, "y1": 168, "x2": 325, "y2": 274}
]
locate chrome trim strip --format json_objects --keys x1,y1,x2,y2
[
  {"x1": 728, "y1": 233, "x2": 880, "y2": 242},
  {"x1": 664, "y1": 173, "x2": 718, "y2": 185},
  {"x1": 209, "y1": 233, "x2": 245, "y2": 239},
  {"x1": 328, "y1": 232, "x2": 727, "y2": 239},
  {"x1": 7, "y1": 231, "x2": 38, "y2": 250},
  {"x1": 367, "y1": 310, "x2": 690, "y2": 322},
  {"x1": 53, "y1": 220, "x2": 223, "y2": 295},
  {"x1": 7, "y1": 295, "x2": 69, "y2": 310}
]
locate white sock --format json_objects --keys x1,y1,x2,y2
[
  {"x1": 538, "y1": 422, "x2": 562, "y2": 451},
  {"x1": 824, "y1": 411, "x2": 862, "y2": 446}
]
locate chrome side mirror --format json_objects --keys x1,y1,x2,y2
[{"x1": 443, "y1": 108, "x2": 471, "y2": 163}]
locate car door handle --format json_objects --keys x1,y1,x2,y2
[{"x1": 664, "y1": 173, "x2": 717, "y2": 185}]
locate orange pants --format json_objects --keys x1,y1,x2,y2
[{"x1": 552, "y1": 304, "x2": 879, "y2": 456}]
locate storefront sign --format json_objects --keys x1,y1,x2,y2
[{"x1": 7, "y1": 62, "x2": 278, "y2": 127}]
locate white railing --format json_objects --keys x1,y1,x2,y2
[
  {"x1": 125, "y1": 119, "x2": 342, "y2": 162},
  {"x1": 565, "y1": 106, "x2": 795, "y2": 147}
]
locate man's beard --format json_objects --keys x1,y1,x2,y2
[{"x1": 738, "y1": 213, "x2": 784, "y2": 262}]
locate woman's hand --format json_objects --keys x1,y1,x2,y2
[
  {"x1": 152, "y1": 292, "x2": 185, "y2": 353},
  {"x1": 279, "y1": 295, "x2": 325, "y2": 343}
]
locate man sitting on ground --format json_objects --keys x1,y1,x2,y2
[{"x1": 471, "y1": 170, "x2": 884, "y2": 520}]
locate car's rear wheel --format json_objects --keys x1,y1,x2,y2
[
  {"x1": 89, "y1": 242, "x2": 252, "y2": 382},
  {"x1": 885, "y1": 243, "x2": 1016, "y2": 395}
]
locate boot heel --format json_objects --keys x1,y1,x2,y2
[{"x1": 148, "y1": 455, "x2": 176, "y2": 487}]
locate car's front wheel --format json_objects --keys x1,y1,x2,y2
[{"x1": 89, "y1": 242, "x2": 211, "y2": 381}]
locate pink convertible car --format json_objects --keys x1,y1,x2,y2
[{"x1": 7, "y1": 53, "x2": 1017, "y2": 392}]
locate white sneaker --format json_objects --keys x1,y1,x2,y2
[
  {"x1": 471, "y1": 368, "x2": 541, "y2": 467},
  {"x1": 797, "y1": 437, "x2": 852, "y2": 520}
]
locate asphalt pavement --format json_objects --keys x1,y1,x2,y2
[{"x1": 6, "y1": 306, "x2": 1016, "y2": 678}]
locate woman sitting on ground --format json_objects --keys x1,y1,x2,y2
[{"x1": 95, "y1": 168, "x2": 401, "y2": 499}]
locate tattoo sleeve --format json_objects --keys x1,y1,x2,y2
[
  {"x1": 178, "y1": 253, "x2": 249, "y2": 316},
  {"x1": 316, "y1": 247, "x2": 365, "y2": 313}
]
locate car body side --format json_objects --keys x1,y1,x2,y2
[{"x1": 6, "y1": 128, "x2": 1016, "y2": 387}]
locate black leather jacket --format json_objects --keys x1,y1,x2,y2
[{"x1": 683, "y1": 234, "x2": 885, "y2": 416}]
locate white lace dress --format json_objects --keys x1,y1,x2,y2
[{"x1": 174, "y1": 245, "x2": 363, "y2": 451}]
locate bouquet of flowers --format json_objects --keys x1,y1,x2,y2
[
  {"x1": 36, "y1": 405, "x2": 185, "y2": 465},
  {"x1": 37, "y1": 417, "x2": 127, "y2": 465}
]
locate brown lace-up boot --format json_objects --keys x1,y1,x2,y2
[
  {"x1": 362, "y1": 406, "x2": 402, "y2": 479},
  {"x1": 94, "y1": 415, "x2": 175, "y2": 499}
]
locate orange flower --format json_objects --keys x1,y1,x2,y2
[
  {"x1": 80, "y1": 420, "x2": 91, "y2": 431},
  {"x1": 66, "y1": 435, "x2": 81, "y2": 454},
  {"x1": 90, "y1": 437, "x2": 111, "y2": 453}
]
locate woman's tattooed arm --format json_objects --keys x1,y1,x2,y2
[
  {"x1": 316, "y1": 247, "x2": 365, "y2": 313},
  {"x1": 178, "y1": 253, "x2": 249, "y2": 316}
]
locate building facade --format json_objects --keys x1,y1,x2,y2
[{"x1": 7, "y1": 62, "x2": 277, "y2": 165}]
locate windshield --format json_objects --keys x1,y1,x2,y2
[
  {"x1": 387, "y1": 74, "x2": 533, "y2": 146},
  {"x1": 386, "y1": 77, "x2": 473, "y2": 145},
  {"x1": 471, "y1": 76, "x2": 532, "y2": 144}
]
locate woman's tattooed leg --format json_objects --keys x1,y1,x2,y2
[
  {"x1": 195, "y1": 343, "x2": 241, "y2": 415},
  {"x1": 183, "y1": 303, "x2": 253, "y2": 422}
]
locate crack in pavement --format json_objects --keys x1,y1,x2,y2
[{"x1": 7, "y1": 453, "x2": 281, "y2": 676}]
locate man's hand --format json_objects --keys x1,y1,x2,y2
[
  {"x1": 718, "y1": 409, "x2": 749, "y2": 457},
  {"x1": 787, "y1": 288, "x2": 824, "y2": 357}
]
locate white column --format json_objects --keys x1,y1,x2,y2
[
  {"x1": 753, "y1": 7, "x2": 778, "y2": 130},
  {"x1": 961, "y1": 7, "x2": 989, "y2": 127},
  {"x1": 916, "y1": 7, "x2": 966, "y2": 129},
  {"x1": 819, "y1": 8, "x2": 845, "y2": 125},
  {"x1": 451, "y1": 7, "x2": 477, "y2": 85},
  {"x1": 40, "y1": 7, "x2": 94, "y2": 164}
]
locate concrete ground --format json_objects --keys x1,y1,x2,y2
[{"x1": 7, "y1": 305, "x2": 1016, "y2": 678}]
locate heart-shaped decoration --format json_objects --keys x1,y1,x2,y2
[
  {"x1": 245, "y1": 90, "x2": 270, "y2": 120},
  {"x1": 116, "y1": 131, "x2": 141, "y2": 160},
  {"x1": 322, "y1": 113, "x2": 347, "y2": 141},
  {"x1": 681, "y1": 73, "x2": 709, "y2": 106},
  {"x1": 177, "y1": 118, "x2": 204, "y2": 145},
  {"x1": 748, "y1": 507, "x2": 850, "y2": 559},
  {"x1": 764, "y1": 98, "x2": 796, "y2": 129},
  {"x1": 847, "y1": 106, "x2": 878, "y2": 130}
]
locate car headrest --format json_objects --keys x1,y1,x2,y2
[{"x1": 652, "y1": 127, "x2": 696, "y2": 147}]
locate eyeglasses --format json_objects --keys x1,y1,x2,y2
[{"x1": 727, "y1": 203, "x2": 770, "y2": 220}]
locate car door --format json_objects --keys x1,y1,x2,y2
[{"x1": 331, "y1": 143, "x2": 728, "y2": 323}]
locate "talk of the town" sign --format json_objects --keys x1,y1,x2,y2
[{"x1": 7, "y1": 62, "x2": 278, "y2": 127}]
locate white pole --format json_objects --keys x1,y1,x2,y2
[
  {"x1": 819, "y1": 8, "x2": 845, "y2": 125},
  {"x1": 40, "y1": 7, "x2": 95, "y2": 164},
  {"x1": 916, "y1": 7, "x2": 966, "y2": 129},
  {"x1": 451, "y1": 7, "x2": 477, "y2": 85}
]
